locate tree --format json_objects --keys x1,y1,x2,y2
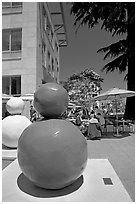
[
  {"x1": 70, "y1": 2, "x2": 135, "y2": 120},
  {"x1": 60, "y1": 68, "x2": 103, "y2": 107}
]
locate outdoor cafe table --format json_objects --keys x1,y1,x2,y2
[
  {"x1": 115, "y1": 119, "x2": 133, "y2": 133},
  {"x1": 104, "y1": 113, "x2": 133, "y2": 134}
]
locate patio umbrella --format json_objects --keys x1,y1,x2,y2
[{"x1": 94, "y1": 87, "x2": 135, "y2": 136}]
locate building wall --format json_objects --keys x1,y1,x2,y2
[
  {"x1": 35, "y1": 3, "x2": 44, "y2": 89},
  {"x1": 36, "y1": 3, "x2": 60, "y2": 87},
  {"x1": 2, "y1": 2, "x2": 61, "y2": 95},
  {"x1": 2, "y1": 2, "x2": 38, "y2": 94},
  {"x1": 21, "y1": 2, "x2": 37, "y2": 94}
]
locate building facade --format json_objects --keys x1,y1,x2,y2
[{"x1": 2, "y1": 2, "x2": 67, "y2": 96}]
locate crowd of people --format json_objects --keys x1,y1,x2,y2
[
  {"x1": 29, "y1": 103, "x2": 111, "y2": 138},
  {"x1": 62, "y1": 105, "x2": 108, "y2": 137}
]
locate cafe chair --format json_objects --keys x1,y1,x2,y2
[{"x1": 105, "y1": 118, "x2": 116, "y2": 134}]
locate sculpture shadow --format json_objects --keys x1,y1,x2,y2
[{"x1": 17, "y1": 173, "x2": 84, "y2": 198}]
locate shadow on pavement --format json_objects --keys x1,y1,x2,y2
[
  {"x1": 17, "y1": 173, "x2": 84, "y2": 198},
  {"x1": 101, "y1": 132, "x2": 131, "y2": 139}
]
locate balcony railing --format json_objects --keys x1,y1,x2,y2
[{"x1": 2, "y1": 51, "x2": 21, "y2": 61}]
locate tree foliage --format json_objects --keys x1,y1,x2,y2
[
  {"x1": 70, "y1": 2, "x2": 135, "y2": 120},
  {"x1": 60, "y1": 68, "x2": 103, "y2": 107},
  {"x1": 71, "y1": 2, "x2": 134, "y2": 75},
  {"x1": 71, "y1": 3, "x2": 127, "y2": 35}
]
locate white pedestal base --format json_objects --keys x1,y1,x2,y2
[{"x1": 2, "y1": 159, "x2": 132, "y2": 202}]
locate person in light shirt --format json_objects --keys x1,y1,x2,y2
[
  {"x1": 87, "y1": 110, "x2": 101, "y2": 139},
  {"x1": 92, "y1": 108, "x2": 105, "y2": 135},
  {"x1": 94, "y1": 106, "x2": 105, "y2": 135},
  {"x1": 89, "y1": 111, "x2": 98, "y2": 124}
]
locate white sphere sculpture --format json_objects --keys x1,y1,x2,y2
[
  {"x1": 6, "y1": 97, "x2": 25, "y2": 114},
  {"x1": 2, "y1": 115, "x2": 32, "y2": 148}
]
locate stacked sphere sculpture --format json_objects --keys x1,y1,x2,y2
[
  {"x1": 6, "y1": 97, "x2": 25, "y2": 114},
  {"x1": 18, "y1": 83, "x2": 88, "y2": 189},
  {"x1": 2, "y1": 97, "x2": 31, "y2": 148},
  {"x1": 33, "y1": 82, "x2": 68, "y2": 118}
]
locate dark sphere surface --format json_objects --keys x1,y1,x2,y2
[
  {"x1": 17, "y1": 119, "x2": 88, "y2": 189},
  {"x1": 33, "y1": 83, "x2": 68, "y2": 118}
]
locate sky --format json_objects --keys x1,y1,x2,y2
[{"x1": 59, "y1": 3, "x2": 127, "y2": 93}]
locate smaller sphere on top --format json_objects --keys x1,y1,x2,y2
[
  {"x1": 6, "y1": 97, "x2": 25, "y2": 114},
  {"x1": 33, "y1": 83, "x2": 68, "y2": 118}
]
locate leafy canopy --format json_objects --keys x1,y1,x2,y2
[
  {"x1": 71, "y1": 2, "x2": 134, "y2": 75},
  {"x1": 61, "y1": 68, "x2": 103, "y2": 107}
]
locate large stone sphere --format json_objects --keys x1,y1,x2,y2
[
  {"x1": 6, "y1": 97, "x2": 25, "y2": 114},
  {"x1": 33, "y1": 83, "x2": 68, "y2": 118},
  {"x1": 18, "y1": 119, "x2": 87, "y2": 189},
  {"x1": 2, "y1": 115, "x2": 31, "y2": 148}
]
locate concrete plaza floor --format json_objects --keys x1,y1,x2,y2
[
  {"x1": 87, "y1": 131, "x2": 135, "y2": 201},
  {"x1": 2, "y1": 130, "x2": 135, "y2": 201}
]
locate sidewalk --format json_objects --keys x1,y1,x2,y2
[{"x1": 87, "y1": 131, "x2": 135, "y2": 201}]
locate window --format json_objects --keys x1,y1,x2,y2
[
  {"x1": 56, "y1": 59, "x2": 59, "y2": 73},
  {"x1": 42, "y1": 5, "x2": 47, "y2": 31},
  {"x1": 42, "y1": 43, "x2": 47, "y2": 67},
  {"x1": 12, "y1": 2, "x2": 22, "y2": 7},
  {"x1": 2, "y1": 2, "x2": 11, "y2": 7},
  {"x1": 46, "y1": 18, "x2": 51, "y2": 36},
  {"x1": 2, "y1": 2, "x2": 22, "y2": 8},
  {"x1": 2, "y1": 2, "x2": 23, "y2": 15},
  {"x1": 48, "y1": 51, "x2": 51, "y2": 61},
  {"x1": 2, "y1": 77, "x2": 10, "y2": 94},
  {"x1": 48, "y1": 65, "x2": 51, "y2": 73},
  {"x1": 2, "y1": 76, "x2": 21, "y2": 95},
  {"x1": 2, "y1": 30, "x2": 10, "y2": 51},
  {"x1": 55, "y1": 41, "x2": 59, "y2": 52},
  {"x1": 51, "y1": 58, "x2": 54, "y2": 72},
  {"x1": 46, "y1": 18, "x2": 54, "y2": 44},
  {"x1": 51, "y1": 30, "x2": 54, "y2": 45},
  {"x1": 2, "y1": 29, "x2": 22, "y2": 52}
]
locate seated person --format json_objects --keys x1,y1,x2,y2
[
  {"x1": 87, "y1": 111, "x2": 101, "y2": 139},
  {"x1": 89, "y1": 111, "x2": 98, "y2": 123}
]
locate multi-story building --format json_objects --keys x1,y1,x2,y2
[{"x1": 2, "y1": 2, "x2": 67, "y2": 96}]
